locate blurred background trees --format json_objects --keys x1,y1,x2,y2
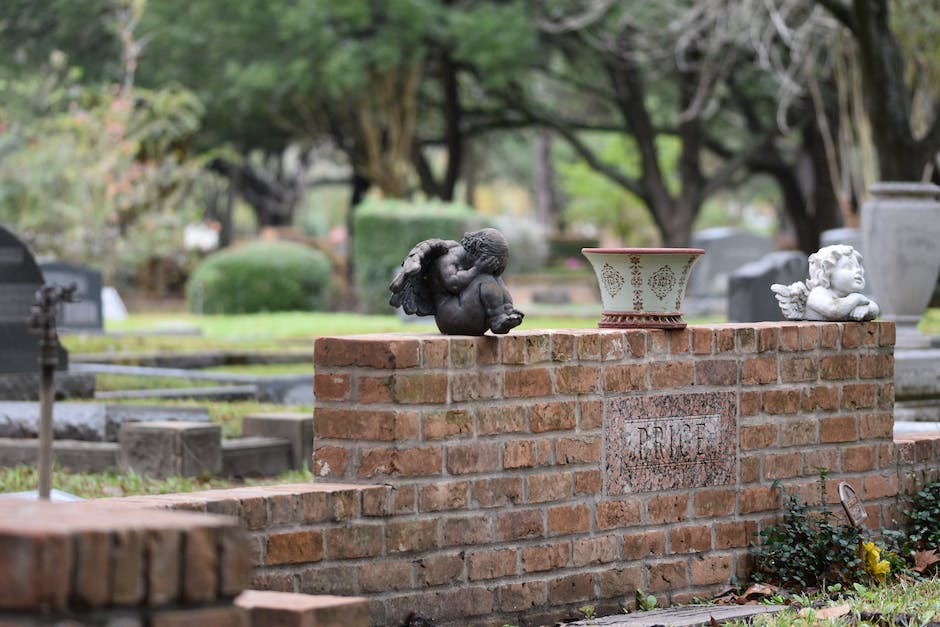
[{"x1": 0, "y1": 0, "x2": 938, "y2": 309}]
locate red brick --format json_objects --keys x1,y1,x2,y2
[
  {"x1": 716, "y1": 328, "x2": 735, "y2": 352},
  {"x1": 362, "y1": 486, "x2": 392, "y2": 517},
  {"x1": 328, "y1": 489, "x2": 360, "y2": 521},
  {"x1": 423, "y1": 409, "x2": 473, "y2": 440},
  {"x1": 75, "y1": 530, "x2": 112, "y2": 608},
  {"x1": 762, "y1": 389, "x2": 801, "y2": 414},
  {"x1": 648, "y1": 560, "x2": 688, "y2": 591},
  {"x1": 499, "y1": 581, "x2": 547, "y2": 612},
  {"x1": 740, "y1": 391, "x2": 761, "y2": 416},
  {"x1": 651, "y1": 361, "x2": 695, "y2": 388},
  {"x1": 451, "y1": 337, "x2": 481, "y2": 367},
  {"x1": 668, "y1": 525, "x2": 712, "y2": 553},
  {"x1": 692, "y1": 328, "x2": 714, "y2": 354},
  {"x1": 266, "y1": 530, "x2": 323, "y2": 566},
  {"x1": 315, "y1": 408, "x2": 419, "y2": 441},
  {"x1": 804, "y1": 448, "x2": 839, "y2": 474},
  {"x1": 755, "y1": 326, "x2": 777, "y2": 352},
  {"x1": 860, "y1": 354, "x2": 893, "y2": 379},
  {"x1": 575, "y1": 470, "x2": 603, "y2": 494},
  {"x1": 468, "y1": 548, "x2": 516, "y2": 581},
  {"x1": 742, "y1": 357, "x2": 777, "y2": 385},
  {"x1": 450, "y1": 371, "x2": 501, "y2": 402},
  {"x1": 556, "y1": 436, "x2": 601, "y2": 464},
  {"x1": 625, "y1": 330, "x2": 648, "y2": 357},
  {"x1": 647, "y1": 329, "x2": 668, "y2": 354},
  {"x1": 842, "y1": 383, "x2": 876, "y2": 410},
  {"x1": 603, "y1": 363, "x2": 649, "y2": 392},
  {"x1": 151, "y1": 607, "x2": 248, "y2": 627},
  {"x1": 555, "y1": 365, "x2": 600, "y2": 394},
  {"x1": 418, "y1": 552, "x2": 465, "y2": 586},
  {"x1": 735, "y1": 328, "x2": 758, "y2": 353},
  {"x1": 821, "y1": 415, "x2": 858, "y2": 443},
  {"x1": 547, "y1": 504, "x2": 590, "y2": 535},
  {"x1": 182, "y1": 527, "x2": 217, "y2": 603},
  {"x1": 325, "y1": 524, "x2": 384, "y2": 559},
  {"x1": 802, "y1": 385, "x2": 841, "y2": 411},
  {"x1": 573, "y1": 535, "x2": 620, "y2": 566},
  {"x1": 800, "y1": 324, "x2": 819, "y2": 350},
  {"x1": 841, "y1": 322, "x2": 860, "y2": 348},
  {"x1": 670, "y1": 328, "x2": 691, "y2": 353},
  {"x1": 580, "y1": 400, "x2": 603, "y2": 429},
  {"x1": 315, "y1": 336, "x2": 419, "y2": 368},
  {"x1": 740, "y1": 486, "x2": 781, "y2": 514},
  {"x1": 446, "y1": 442, "x2": 500, "y2": 474},
  {"x1": 597, "y1": 499, "x2": 641, "y2": 529},
  {"x1": 623, "y1": 529, "x2": 666, "y2": 560},
  {"x1": 297, "y1": 565, "x2": 356, "y2": 596},
  {"x1": 740, "y1": 424, "x2": 777, "y2": 450},
  {"x1": 360, "y1": 560, "x2": 413, "y2": 592},
  {"x1": 269, "y1": 494, "x2": 300, "y2": 525},
  {"x1": 504, "y1": 368, "x2": 552, "y2": 398},
  {"x1": 497, "y1": 510, "x2": 544, "y2": 541},
  {"x1": 740, "y1": 455, "x2": 760, "y2": 483},
  {"x1": 549, "y1": 573, "x2": 593, "y2": 604},
  {"x1": 551, "y1": 333, "x2": 576, "y2": 362},
  {"x1": 443, "y1": 516, "x2": 492, "y2": 547},
  {"x1": 693, "y1": 488, "x2": 736, "y2": 518},
  {"x1": 764, "y1": 452, "x2": 802, "y2": 480},
  {"x1": 314, "y1": 373, "x2": 349, "y2": 401},
  {"x1": 863, "y1": 473, "x2": 898, "y2": 499},
  {"x1": 715, "y1": 520, "x2": 756, "y2": 549},
  {"x1": 779, "y1": 325, "x2": 799, "y2": 351},
  {"x1": 781, "y1": 357, "x2": 818, "y2": 382},
  {"x1": 419, "y1": 481, "x2": 469, "y2": 512},
  {"x1": 0, "y1": 531, "x2": 72, "y2": 610},
  {"x1": 820, "y1": 323, "x2": 840, "y2": 348},
  {"x1": 578, "y1": 332, "x2": 603, "y2": 360},
  {"x1": 878, "y1": 321, "x2": 896, "y2": 346},
  {"x1": 691, "y1": 555, "x2": 733, "y2": 585},
  {"x1": 878, "y1": 383, "x2": 895, "y2": 409},
  {"x1": 597, "y1": 567, "x2": 643, "y2": 602},
  {"x1": 646, "y1": 494, "x2": 689, "y2": 524},
  {"x1": 477, "y1": 405, "x2": 526, "y2": 435},
  {"x1": 779, "y1": 419, "x2": 818, "y2": 446},
  {"x1": 530, "y1": 401, "x2": 576, "y2": 432},
  {"x1": 358, "y1": 375, "x2": 393, "y2": 403},
  {"x1": 860, "y1": 413, "x2": 894, "y2": 439},
  {"x1": 473, "y1": 477, "x2": 524, "y2": 508},
  {"x1": 387, "y1": 519, "x2": 438, "y2": 554},
  {"x1": 526, "y1": 471, "x2": 573, "y2": 503},
  {"x1": 820, "y1": 354, "x2": 857, "y2": 380},
  {"x1": 422, "y1": 337, "x2": 450, "y2": 367},
  {"x1": 522, "y1": 542, "x2": 570, "y2": 573},
  {"x1": 695, "y1": 360, "x2": 738, "y2": 386},
  {"x1": 358, "y1": 446, "x2": 443, "y2": 478},
  {"x1": 602, "y1": 331, "x2": 627, "y2": 360},
  {"x1": 393, "y1": 373, "x2": 448, "y2": 403},
  {"x1": 842, "y1": 444, "x2": 878, "y2": 472}
]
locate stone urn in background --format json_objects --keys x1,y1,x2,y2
[
  {"x1": 861, "y1": 182, "x2": 940, "y2": 348},
  {"x1": 582, "y1": 248, "x2": 704, "y2": 329}
]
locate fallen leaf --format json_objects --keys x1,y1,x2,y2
[
  {"x1": 740, "y1": 582, "x2": 779, "y2": 603},
  {"x1": 799, "y1": 604, "x2": 850, "y2": 619},
  {"x1": 913, "y1": 549, "x2": 940, "y2": 573},
  {"x1": 709, "y1": 616, "x2": 719, "y2": 627}
]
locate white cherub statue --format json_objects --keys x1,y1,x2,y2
[{"x1": 771, "y1": 244, "x2": 880, "y2": 321}]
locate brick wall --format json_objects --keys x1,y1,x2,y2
[
  {"x1": 75, "y1": 321, "x2": 940, "y2": 627},
  {"x1": 0, "y1": 499, "x2": 253, "y2": 626}
]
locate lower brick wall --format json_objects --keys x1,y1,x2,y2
[{"x1": 44, "y1": 322, "x2": 940, "y2": 626}]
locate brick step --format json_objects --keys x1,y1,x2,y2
[{"x1": 236, "y1": 590, "x2": 369, "y2": 627}]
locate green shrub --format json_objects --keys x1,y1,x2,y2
[
  {"x1": 751, "y1": 477, "x2": 863, "y2": 589},
  {"x1": 186, "y1": 241, "x2": 333, "y2": 313},
  {"x1": 352, "y1": 198, "x2": 487, "y2": 313}
]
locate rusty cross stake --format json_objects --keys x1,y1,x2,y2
[{"x1": 28, "y1": 283, "x2": 77, "y2": 499}]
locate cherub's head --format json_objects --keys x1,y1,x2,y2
[
  {"x1": 807, "y1": 244, "x2": 866, "y2": 294},
  {"x1": 462, "y1": 228, "x2": 510, "y2": 276}
]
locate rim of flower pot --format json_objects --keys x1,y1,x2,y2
[
  {"x1": 582, "y1": 247, "x2": 705, "y2": 255},
  {"x1": 869, "y1": 181, "x2": 940, "y2": 197}
]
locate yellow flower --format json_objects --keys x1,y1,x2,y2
[{"x1": 861, "y1": 541, "x2": 891, "y2": 581}]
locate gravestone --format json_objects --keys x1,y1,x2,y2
[
  {"x1": 727, "y1": 251, "x2": 808, "y2": 322},
  {"x1": 40, "y1": 261, "x2": 104, "y2": 332},
  {"x1": 685, "y1": 227, "x2": 772, "y2": 316},
  {"x1": 0, "y1": 225, "x2": 67, "y2": 374}
]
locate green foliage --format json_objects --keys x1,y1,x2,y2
[
  {"x1": 352, "y1": 198, "x2": 486, "y2": 313},
  {"x1": 902, "y1": 480, "x2": 940, "y2": 551},
  {"x1": 751, "y1": 479, "x2": 864, "y2": 589},
  {"x1": 556, "y1": 133, "x2": 670, "y2": 246},
  {"x1": 186, "y1": 241, "x2": 333, "y2": 314},
  {"x1": 634, "y1": 589, "x2": 658, "y2": 611}
]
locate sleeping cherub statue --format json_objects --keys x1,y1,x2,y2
[
  {"x1": 771, "y1": 244, "x2": 880, "y2": 321},
  {"x1": 389, "y1": 227, "x2": 524, "y2": 335}
]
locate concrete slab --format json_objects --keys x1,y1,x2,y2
[
  {"x1": 565, "y1": 603, "x2": 785, "y2": 627},
  {"x1": 222, "y1": 436, "x2": 291, "y2": 477},
  {"x1": 0, "y1": 437, "x2": 118, "y2": 472},
  {"x1": 119, "y1": 421, "x2": 221, "y2": 478},
  {"x1": 97, "y1": 385, "x2": 258, "y2": 402},
  {"x1": 242, "y1": 412, "x2": 312, "y2": 471}
]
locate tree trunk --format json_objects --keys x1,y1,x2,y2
[{"x1": 533, "y1": 131, "x2": 563, "y2": 232}]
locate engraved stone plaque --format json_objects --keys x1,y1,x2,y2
[
  {"x1": 41, "y1": 261, "x2": 103, "y2": 331},
  {"x1": 838, "y1": 481, "x2": 868, "y2": 528},
  {"x1": 606, "y1": 391, "x2": 736, "y2": 494}
]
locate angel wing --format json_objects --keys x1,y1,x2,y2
[
  {"x1": 389, "y1": 238, "x2": 460, "y2": 316},
  {"x1": 770, "y1": 281, "x2": 809, "y2": 320}
]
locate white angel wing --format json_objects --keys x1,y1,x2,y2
[{"x1": 770, "y1": 281, "x2": 809, "y2": 320}]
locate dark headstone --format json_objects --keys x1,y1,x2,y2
[
  {"x1": 727, "y1": 251, "x2": 808, "y2": 322},
  {"x1": 40, "y1": 262, "x2": 104, "y2": 332},
  {"x1": 688, "y1": 227, "x2": 773, "y2": 298},
  {"x1": 0, "y1": 225, "x2": 67, "y2": 374}
]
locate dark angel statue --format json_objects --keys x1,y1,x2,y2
[{"x1": 389, "y1": 228, "x2": 524, "y2": 335}]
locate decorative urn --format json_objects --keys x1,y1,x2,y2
[{"x1": 582, "y1": 247, "x2": 705, "y2": 329}]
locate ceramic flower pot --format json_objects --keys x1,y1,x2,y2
[
  {"x1": 861, "y1": 182, "x2": 940, "y2": 348},
  {"x1": 582, "y1": 247, "x2": 705, "y2": 329}
]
